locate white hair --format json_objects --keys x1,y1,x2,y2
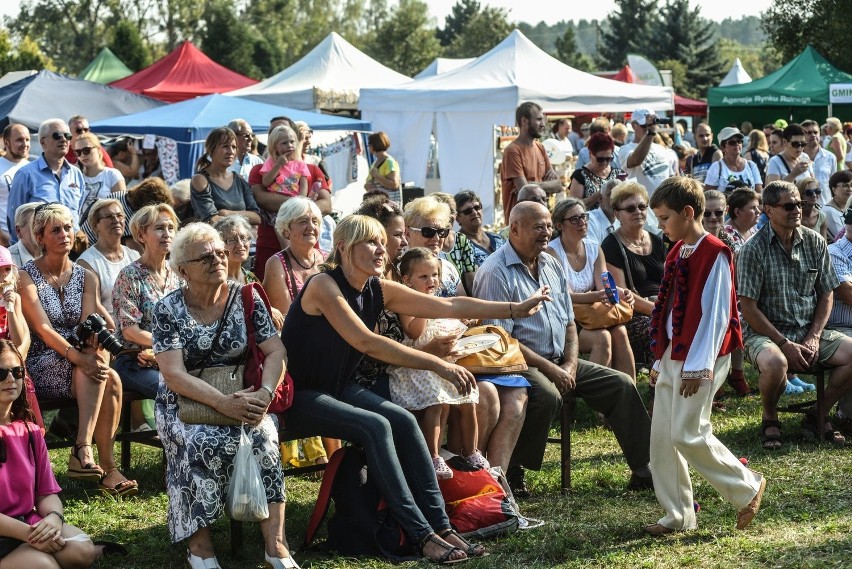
[{"x1": 169, "y1": 222, "x2": 223, "y2": 271}]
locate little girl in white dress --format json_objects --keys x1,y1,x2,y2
[{"x1": 389, "y1": 247, "x2": 489, "y2": 479}]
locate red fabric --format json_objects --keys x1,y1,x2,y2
[
  {"x1": 611, "y1": 65, "x2": 707, "y2": 117},
  {"x1": 438, "y1": 469, "x2": 510, "y2": 535},
  {"x1": 109, "y1": 42, "x2": 257, "y2": 103}
]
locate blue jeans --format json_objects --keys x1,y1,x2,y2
[
  {"x1": 285, "y1": 381, "x2": 449, "y2": 543},
  {"x1": 113, "y1": 352, "x2": 159, "y2": 398}
]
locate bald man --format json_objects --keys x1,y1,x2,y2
[
  {"x1": 474, "y1": 202, "x2": 652, "y2": 496},
  {"x1": 0, "y1": 123, "x2": 31, "y2": 244}
]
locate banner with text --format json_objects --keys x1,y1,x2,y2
[{"x1": 830, "y1": 83, "x2": 852, "y2": 104}]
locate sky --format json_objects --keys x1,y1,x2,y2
[{"x1": 1, "y1": 0, "x2": 774, "y2": 25}]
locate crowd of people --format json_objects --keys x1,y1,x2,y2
[{"x1": 0, "y1": 102, "x2": 851, "y2": 567}]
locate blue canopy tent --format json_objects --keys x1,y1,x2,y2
[{"x1": 90, "y1": 94, "x2": 371, "y2": 178}]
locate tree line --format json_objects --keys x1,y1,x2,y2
[{"x1": 0, "y1": 0, "x2": 842, "y2": 101}]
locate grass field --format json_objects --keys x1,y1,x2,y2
[{"x1": 51, "y1": 374, "x2": 852, "y2": 569}]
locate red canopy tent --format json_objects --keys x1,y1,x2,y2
[
  {"x1": 109, "y1": 41, "x2": 258, "y2": 103},
  {"x1": 610, "y1": 65, "x2": 707, "y2": 116}
]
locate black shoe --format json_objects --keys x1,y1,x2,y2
[
  {"x1": 506, "y1": 464, "x2": 531, "y2": 498},
  {"x1": 628, "y1": 472, "x2": 654, "y2": 491}
]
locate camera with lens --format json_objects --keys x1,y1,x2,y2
[
  {"x1": 651, "y1": 117, "x2": 672, "y2": 125},
  {"x1": 73, "y1": 314, "x2": 123, "y2": 356}
]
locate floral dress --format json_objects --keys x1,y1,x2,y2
[
  {"x1": 24, "y1": 262, "x2": 86, "y2": 399},
  {"x1": 152, "y1": 284, "x2": 284, "y2": 543},
  {"x1": 113, "y1": 261, "x2": 183, "y2": 350}
]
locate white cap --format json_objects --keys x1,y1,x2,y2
[
  {"x1": 717, "y1": 127, "x2": 744, "y2": 145},
  {"x1": 631, "y1": 109, "x2": 654, "y2": 126}
]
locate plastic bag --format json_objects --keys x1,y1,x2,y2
[{"x1": 227, "y1": 425, "x2": 270, "y2": 522}]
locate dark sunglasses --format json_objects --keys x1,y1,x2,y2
[
  {"x1": 459, "y1": 204, "x2": 483, "y2": 216},
  {"x1": 788, "y1": 141, "x2": 807, "y2": 149},
  {"x1": 410, "y1": 226, "x2": 450, "y2": 239},
  {"x1": 616, "y1": 203, "x2": 648, "y2": 213},
  {"x1": 184, "y1": 250, "x2": 228, "y2": 266},
  {"x1": 75, "y1": 127, "x2": 90, "y2": 135},
  {"x1": 725, "y1": 138, "x2": 743, "y2": 146},
  {"x1": 0, "y1": 366, "x2": 25, "y2": 380},
  {"x1": 703, "y1": 210, "x2": 725, "y2": 218},
  {"x1": 51, "y1": 131, "x2": 72, "y2": 141},
  {"x1": 563, "y1": 213, "x2": 589, "y2": 225},
  {"x1": 594, "y1": 155, "x2": 614, "y2": 163},
  {"x1": 74, "y1": 146, "x2": 94, "y2": 157},
  {"x1": 804, "y1": 188, "x2": 822, "y2": 197},
  {"x1": 770, "y1": 201, "x2": 803, "y2": 211}
]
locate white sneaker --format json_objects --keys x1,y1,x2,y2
[
  {"x1": 264, "y1": 552, "x2": 301, "y2": 568},
  {"x1": 187, "y1": 550, "x2": 222, "y2": 569}
]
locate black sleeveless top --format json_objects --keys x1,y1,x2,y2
[{"x1": 280, "y1": 266, "x2": 384, "y2": 397}]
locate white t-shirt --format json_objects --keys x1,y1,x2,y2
[
  {"x1": 81, "y1": 167, "x2": 124, "y2": 220},
  {"x1": 586, "y1": 208, "x2": 620, "y2": 245},
  {"x1": 77, "y1": 245, "x2": 140, "y2": 320},
  {"x1": 766, "y1": 155, "x2": 815, "y2": 184},
  {"x1": 617, "y1": 142, "x2": 677, "y2": 194},
  {"x1": 703, "y1": 159, "x2": 762, "y2": 191},
  {"x1": 0, "y1": 157, "x2": 29, "y2": 233}
]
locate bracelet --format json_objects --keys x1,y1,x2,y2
[
  {"x1": 48, "y1": 511, "x2": 65, "y2": 524},
  {"x1": 777, "y1": 338, "x2": 789, "y2": 348},
  {"x1": 509, "y1": 302, "x2": 514, "y2": 319},
  {"x1": 64, "y1": 345, "x2": 75, "y2": 358},
  {"x1": 259, "y1": 384, "x2": 275, "y2": 398}
]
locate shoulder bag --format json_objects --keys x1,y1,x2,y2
[
  {"x1": 178, "y1": 286, "x2": 244, "y2": 426},
  {"x1": 241, "y1": 283, "x2": 294, "y2": 414},
  {"x1": 572, "y1": 299, "x2": 633, "y2": 330},
  {"x1": 455, "y1": 325, "x2": 527, "y2": 374}
]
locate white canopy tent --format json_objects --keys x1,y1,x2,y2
[
  {"x1": 360, "y1": 30, "x2": 674, "y2": 224},
  {"x1": 719, "y1": 58, "x2": 753, "y2": 87},
  {"x1": 414, "y1": 58, "x2": 475, "y2": 79},
  {"x1": 227, "y1": 32, "x2": 411, "y2": 111}
]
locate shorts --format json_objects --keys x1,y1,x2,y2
[
  {"x1": 744, "y1": 328, "x2": 846, "y2": 371},
  {"x1": 0, "y1": 536, "x2": 24, "y2": 558}
]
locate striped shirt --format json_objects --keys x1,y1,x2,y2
[
  {"x1": 473, "y1": 241, "x2": 573, "y2": 361},
  {"x1": 828, "y1": 236, "x2": 852, "y2": 327},
  {"x1": 737, "y1": 223, "x2": 839, "y2": 342}
]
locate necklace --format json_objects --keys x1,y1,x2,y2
[
  {"x1": 619, "y1": 228, "x2": 647, "y2": 249},
  {"x1": 45, "y1": 262, "x2": 70, "y2": 296},
  {"x1": 288, "y1": 248, "x2": 317, "y2": 270}
]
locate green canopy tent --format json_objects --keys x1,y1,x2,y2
[
  {"x1": 78, "y1": 47, "x2": 133, "y2": 84},
  {"x1": 708, "y1": 45, "x2": 852, "y2": 132}
]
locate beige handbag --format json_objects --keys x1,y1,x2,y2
[{"x1": 455, "y1": 325, "x2": 528, "y2": 374}]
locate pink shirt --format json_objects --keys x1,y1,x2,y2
[
  {"x1": 259, "y1": 157, "x2": 310, "y2": 197},
  {"x1": 0, "y1": 422, "x2": 61, "y2": 524}
]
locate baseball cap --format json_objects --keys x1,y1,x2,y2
[
  {"x1": 718, "y1": 127, "x2": 744, "y2": 145},
  {"x1": 774, "y1": 119, "x2": 788, "y2": 129},
  {"x1": 631, "y1": 109, "x2": 654, "y2": 127},
  {"x1": 0, "y1": 246, "x2": 13, "y2": 268}
]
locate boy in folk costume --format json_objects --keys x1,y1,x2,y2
[{"x1": 644, "y1": 176, "x2": 766, "y2": 535}]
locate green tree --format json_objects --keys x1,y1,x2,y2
[
  {"x1": 0, "y1": 29, "x2": 54, "y2": 75},
  {"x1": 718, "y1": 38, "x2": 782, "y2": 82},
  {"x1": 554, "y1": 25, "x2": 593, "y2": 71},
  {"x1": 365, "y1": 0, "x2": 440, "y2": 77},
  {"x1": 199, "y1": 0, "x2": 261, "y2": 77},
  {"x1": 762, "y1": 0, "x2": 850, "y2": 73},
  {"x1": 443, "y1": 6, "x2": 511, "y2": 58},
  {"x1": 597, "y1": 0, "x2": 658, "y2": 68},
  {"x1": 650, "y1": 0, "x2": 725, "y2": 99},
  {"x1": 436, "y1": 0, "x2": 480, "y2": 47},
  {"x1": 109, "y1": 18, "x2": 152, "y2": 71}
]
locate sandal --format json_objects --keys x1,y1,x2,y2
[
  {"x1": 68, "y1": 443, "x2": 104, "y2": 482},
  {"x1": 418, "y1": 532, "x2": 467, "y2": 565},
  {"x1": 433, "y1": 456, "x2": 454, "y2": 479},
  {"x1": 802, "y1": 411, "x2": 847, "y2": 445},
  {"x1": 99, "y1": 468, "x2": 139, "y2": 497},
  {"x1": 264, "y1": 552, "x2": 301, "y2": 568},
  {"x1": 465, "y1": 450, "x2": 490, "y2": 470},
  {"x1": 439, "y1": 528, "x2": 488, "y2": 557},
  {"x1": 759, "y1": 419, "x2": 783, "y2": 450}
]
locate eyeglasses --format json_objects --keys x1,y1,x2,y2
[
  {"x1": 563, "y1": 213, "x2": 589, "y2": 225},
  {"x1": 75, "y1": 127, "x2": 90, "y2": 135},
  {"x1": 770, "y1": 201, "x2": 803, "y2": 211},
  {"x1": 804, "y1": 188, "x2": 822, "y2": 197},
  {"x1": 51, "y1": 131, "x2": 72, "y2": 141},
  {"x1": 459, "y1": 204, "x2": 483, "y2": 216},
  {"x1": 616, "y1": 203, "x2": 649, "y2": 213},
  {"x1": 594, "y1": 155, "x2": 614, "y2": 163},
  {"x1": 789, "y1": 141, "x2": 807, "y2": 149},
  {"x1": 833, "y1": 183, "x2": 852, "y2": 190},
  {"x1": 99, "y1": 212, "x2": 125, "y2": 222},
  {"x1": 75, "y1": 146, "x2": 94, "y2": 157},
  {"x1": 703, "y1": 210, "x2": 725, "y2": 218},
  {"x1": 224, "y1": 235, "x2": 251, "y2": 246},
  {"x1": 410, "y1": 227, "x2": 450, "y2": 239},
  {"x1": 184, "y1": 250, "x2": 228, "y2": 266},
  {"x1": 0, "y1": 366, "x2": 25, "y2": 381}
]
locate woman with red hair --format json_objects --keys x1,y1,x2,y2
[{"x1": 569, "y1": 132, "x2": 625, "y2": 212}]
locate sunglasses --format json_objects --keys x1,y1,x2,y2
[
  {"x1": 459, "y1": 204, "x2": 483, "y2": 216},
  {"x1": 725, "y1": 138, "x2": 743, "y2": 146},
  {"x1": 804, "y1": 188, "x2": 822, "y2": 197},
  {"x1": 184, "y1": 250, "x2": 228, "y2": 267},
  {"x1": 563, "y1": 213, "x2": 589, "y2": 225},
  {"x1": 51, "y1": 131, "x2": 72, "y2": 141},
  {"x1": 75, "y1": 127, "x2": 90, "y2": 135},
  {"x1": 703, "y1": 210, "x2": 725, "y2": 218},
  {"x1": 616, "y1": 203, "x2": 648, "y2": 213},
  {"x1": 770, "y1": 201, "x2": 803, "y2": 211},
  {"x1": 788, "y1": 141, "x2": 807, "y2": 149},
  {"x1": 0, "y1": 366, "x2": 25, "y2": 381},
  {"x1": 74, "y1": 146, "x2": 94, "y2": 157},
  {"x1": 410, "y1": 226, "x2": 450, "y2": 239},
  {"x1": 595, "y1": 155, "x2": 614, "y2": 163}
]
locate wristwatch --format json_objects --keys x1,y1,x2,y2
[{"x1": 259, "y1": 385, "x2": 275, "y2": 398}]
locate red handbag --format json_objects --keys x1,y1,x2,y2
[{"x1": 241, "y1": 283, "x2": 294, "y2": 413}]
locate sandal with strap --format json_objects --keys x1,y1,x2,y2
[
  {"x1": 439, "y1": 528, "x2": 488, "y2": 557},
  {"x1": 759, "y1": 419, "x2": 782, "y2": 450},
  {"x1": 68, "y1": 443, "x2": 104, "y2": 482},
  {"x1": 802, "y1": 411, "x2": 847, "y2": 445},
  {"x1": 99, "y1": 468, "x2": 139, "y2": 497},
  {"x1": 418, "y1": 533, "x2": 468, "y2": 565}
]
